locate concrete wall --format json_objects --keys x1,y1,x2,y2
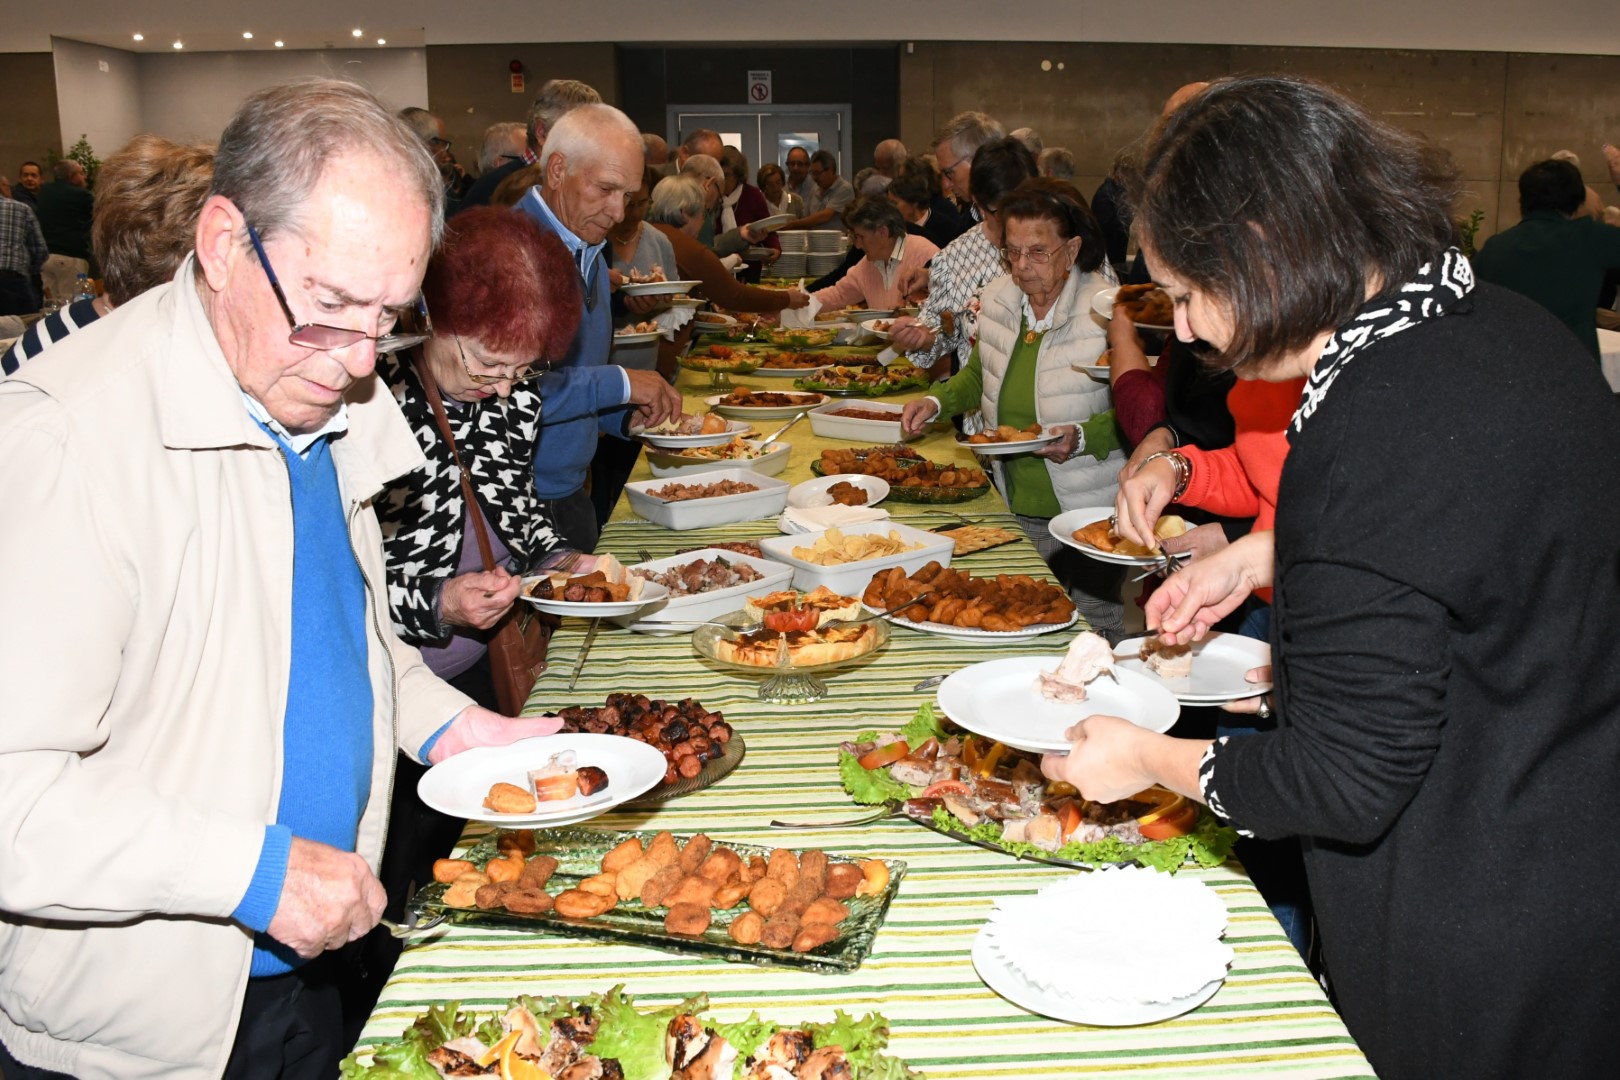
[
  {"x1": 1, "y1": 52, "x2": 62, "y2": 183},
  {"x1": 52, "y1": 37, "x2": 142, "y2": 164},
  {"x1": 425, "y1": 43, "x2": 618, "y2": 175},
  {"x1": 900, "y1": 41, "x2": 1620, "y2": 240}
]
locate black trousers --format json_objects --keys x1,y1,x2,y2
[
  {"x1": 0, "y1": 269, "x2": 40, "y2": 316},
  {"x1": 0, "y1": 953, "x2": 345, "y2": 1080},
  {"x1": 587, "y1": 436, "x2": 641, "y2": 531}
]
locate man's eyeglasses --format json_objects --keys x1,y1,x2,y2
[
  {"x1": 457, "y1": 336, "x2": 547, "y2": 386},
  {"x1": 1001, "y1": 244, "x2": 1063, "y2": 268},
  {"x1": 246, "y1": 222, "x2": 428, "y2": 353}
]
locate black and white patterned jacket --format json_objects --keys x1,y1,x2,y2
[{"x1": 375, "y1": 349, "x2": 564, "y2": 645}]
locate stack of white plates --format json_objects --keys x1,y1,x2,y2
[
  {"x1": 807, "y1": 230, "x2": 845, "y2": 253},
  {"x1": 774, "y1": 252, "x2": 807, "y2": 278},
  {"x1": 807, "y1": 251, "x2": 846, "y2": 275},
  {"x1": 777, "y1": 231, "x2": 809, "y2": 253}
]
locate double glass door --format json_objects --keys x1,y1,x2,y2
[{"x1": 667, "y1": 105, "x2": 852, "y2": 180}]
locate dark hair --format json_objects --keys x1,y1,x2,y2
[
  {"x1": 424, "y1": 207, "x2": 581, "y2": 361},
  {"x1": 1131, "y1": 74, "x2": 1459, "y2": 372},
  {"x1": 889, "y1": 171, "x2": 931, "y2": 209},
  {"x1": 969, "y1": 136, "x2": 1039, "y2": 211},
  {"x1": 490, "y1": 163, "x2": 544, "y2": 208},
  {"x1": 897, "y1": 156, "x2": 941, "y2": 200},
  {"x1": 785, "y1": 146, "x2": 809, "y2": 163},
  {"x1": 810, "y1": 149, "x2": 837, "y2": 172},
  {"x1": 93, "y1": 135, "x2": 215, "y2": 306},
  {"x1": 1519, "y1": 159, "x2": 1585, "y2": 216},
  {"x1": 843, "y1": 196, "x2": 907, "y2": 238},
  {"x1": 19, "y1": 160, "x2": 40, "y2": 173},
  {"x1": 996, "y1": 179, "x2": 1105, "y2": 274},
  {"x1": 640, "y1": 164, "x2": 664, "y2": 195},
  {"x1": 720, "y1": 146, "x2": 749, "y2": 184},
  {"x1": 757, "y1": 162, "x2": 784, "y2": 187}
]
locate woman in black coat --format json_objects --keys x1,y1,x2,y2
[{"x1": 1043, "y1": 75, "x2": 1620, "y2": 1079}]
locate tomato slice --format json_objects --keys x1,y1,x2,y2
[
  {"x1": 1057, "y1": 801, "x2": 1083, "y2": 842},
  {"x1": 921, "y1": 779, "x2": 971, "y2": 798},
  {"x1": 1138, "y1": 803, "x2": 1199, "y2": 840},
  {"x1": 710, "y1": 345, "x2": 733, "y2": 359},
  {"x1": 857, "y1": 740, "x2": 909, "y2": 770},
  {"x1": 764, "y1": 606, "x2": 818, "y2": 633}
]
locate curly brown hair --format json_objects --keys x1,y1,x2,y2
[{"x1": 91, "y1": 135, "x2": 215, "y2": 305}]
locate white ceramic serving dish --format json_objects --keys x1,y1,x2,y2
[
  {"x1": 757, "y1": 518, "x2": 954, "y2": 594},
  {"x1": 646, "y1": 440, "x2": 793, "y2": 479},
  {"x1": 809, "y1": 398, "x2": 908, "y2": 442},
  {"x1": 623, "y1": 467, "x2": 790, "y2": 530},
  {"x1": 611, "y1": 548, "x2": 794, "y2": 634}
]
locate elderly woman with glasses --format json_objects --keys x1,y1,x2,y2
[
  {"x1": 808, "y1": 197, "x2": 939, "y2": 313},
  {"x1": 900, "y1": 177, "x2": 1125, "y2": 638},
  {"x1": 374, "y1": 206, "x2": 581, "y2": 700}
]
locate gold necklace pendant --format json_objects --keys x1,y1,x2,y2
[{"x1": 1024, "y1": 329, "x2": 1039, "y2": 345}]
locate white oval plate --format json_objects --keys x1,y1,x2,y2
[
  {"x1": 635, "y1": 419, "x2": 753, "y2": 449},
  {"x1": 519, "y1": 578, "x2": 669, "y2": 617},
  {"x1": 865, "y1": 603, "x2": 1077, "y2": 642},
  {"x1": 972, "y1": 932, "x2": 1222, "y2": 1027},
  {"x1": 1048, "y1": 506, "x2": 1193, "y2": 568},
  {"x1": 417, "y1": 733, "x2": 667, "y2": 826},
  {"x1": 612, "y1": 330, "x2": 662, "y2": 346},
  {"x1": 955, "y1": 430, "x2": 1063, "y2": 456},
  {"x1": 1092, "y1": 285, "x2": 1174, "y2": 332},
  {"x1": 787, "y1": 473, "x2": 891, "y2": 509},
  {"x1": 1114, "y1": 633, "x2": 1271, "y2": 704},
  {"x1": 751, "y1": 213, "x2": 794, "y2": 234},
  {"x1": 618, "y1": 279, "x2": 701, "y2": 296},
  {"x1": 707, "y1": 392, "x2": 830, "y2": 420},
  {"x1": 937, "y1": 655, "x2": 1180, "y2": 752}
]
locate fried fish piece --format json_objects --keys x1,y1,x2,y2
[{"x1": 484, "y1": 782, "x2": 538, "y2": 815}]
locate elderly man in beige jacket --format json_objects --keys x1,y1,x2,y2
[{"x1": 0, "y1": 80, "x2": 563, "y2": 1080}]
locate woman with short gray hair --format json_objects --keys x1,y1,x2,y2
[{"x1": 648, "y1": 177, "x2": 807, "y2": 314}]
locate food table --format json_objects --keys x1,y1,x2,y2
[{"x1": 351, "y1": 347, "x2": 1373, "y2": 1077}]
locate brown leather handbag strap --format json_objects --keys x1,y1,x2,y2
[{"x1": 414, "y1": 352, "x2": 498, "y2": 575}]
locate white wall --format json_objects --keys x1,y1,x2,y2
[
  {"x1": 138, "y1": 48, "x2": 428, "y2": 142},
  {"x1": 52, "y1": 36, "x2": 142, "y2": 161}
]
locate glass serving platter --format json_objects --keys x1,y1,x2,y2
[
  {"x1": 692, "y1": 613, "x2": 891, "y2": 704},
  {"x1": 410, "y1": 826, "x2": 907, "y2": 974}
]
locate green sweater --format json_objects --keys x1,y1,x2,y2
[
  {"x1": 931, "y1": 325, "x2": 1119, "y2": 518},
  {"x1": 1473, "y1": 210, "x2": 1620, "y2": 360}
]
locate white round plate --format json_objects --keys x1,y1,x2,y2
[
  {"x1": 669, "y1": 296, "x2": 705, "y2": 309},
  {"x1": 865, "y1": 603, "x2": 1077, "y2": 642},
  {"x1": 1048, "y1": 506, "x2": 1194, "y2": 568},
  {"x1": 613, "y1": 330, "x2": 662, "y2": 346},
  {"x1": 1115, "y1": 633, "x2": 1272, "y2": 704},
  {"x1": 972, "y1": 933, "x2": 1221, "y2": 1027},
  {"x1": 937, "y1": 655, "x2": 1180, "y2": 752},
  {"x1": 955, "y1": 430, "x2": 1063, "y2": 456},
  {"x1": 787, "y1": 473, "x2": 891, "y2": 508},
  {"x1": 751, "y1": 213, "x2": 794, "y2": 234},
  {"x1": 519, "y1": 578, "x2": 669, "y2": 617},
  {"x1": 618, "y1": 279, "x2": 701, "y2": 297},
  {"x1": 417, "y1": 733, "x2": 667, "y2": 826},
  {"x1": 692, "y1": 312, "x2": 737, "y2": 328},
  {"x1": 751, "y1": 363, "x2": 833, "y2": 379},
  {"x1": 706, "y1": 392, "x2": 829, "y2": 420},
  {"x1": 744, "y1": 246, "x2": 775, "y2": 260},
  {"x1": 1091, "y1": 286, "x2": 1174, "y2": 332},
  {"x1": 635, "y1": 420, "x2": 753, "y2": 449}
]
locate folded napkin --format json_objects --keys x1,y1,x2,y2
[
  {"x1": 780, "y1": 505, "x2": 890, "y2": 533},
  {"x1": 980, "y1": 866, "x2": 1232, "y2": 1005},
  {"x1": 777, "y1": 289, "x2": 820, "y2": 329},
  {"x1": 719, "y1": 253, "x2": 745, "y2": 273},
  {"x1": 653, "y1": 304, "x2": 694, "y2": 340}
]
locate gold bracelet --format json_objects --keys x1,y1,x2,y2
[{"x1": 1140, "y1": 450, "x2": 1191, "y2": 501}]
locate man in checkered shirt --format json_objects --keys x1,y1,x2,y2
[{"x1": 0, "y1": 193, "x2": 46, "y2": 315}]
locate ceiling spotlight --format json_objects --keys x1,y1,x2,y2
[
  {"x1": 243, "y1": 32, "x2": 253, "y2": 40},
  {"x1": 376, "y1": 38, "x2": 387, "y2": 46},
  {"x1": 172, "y1": 40, "x2": 184, "y2": 49},
  {"x1": 274, "y1": 40, "x2": 285, "y2": 47},
  {"x1": 132, "y1": 33, "x2": 144, "y2": 42},
  {"x1": 352, "y1": 28, "x2": 363, "y2": 37}
]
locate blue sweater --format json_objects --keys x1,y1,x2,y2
[
  {"x1": 232, "y1": 431, "x2": 374, "y2": 976},
  {"x1": 517, "y1": 187, "x2": 633, "y2": 500}
]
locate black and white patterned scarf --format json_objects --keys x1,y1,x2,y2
[{"x1": 1290, "y1": 247, "x2": 1474, "y2": 436}]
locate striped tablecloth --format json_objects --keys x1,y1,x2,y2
[{"x1": 354, "y1": 365, "x2": 1372, "y2": 1077}]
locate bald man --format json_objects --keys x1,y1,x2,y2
[
  {"x1": 642, "y1": 133, "x2": 669, "y2": 166},
  {"x1": 874, "y1": 138, "x2": 908, "y2": 179}
]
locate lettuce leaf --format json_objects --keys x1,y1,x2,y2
[
  {"x1": 897, "y1": 702, "x2": 948, "y2": 746},
  {"x1": 338, "y1": 1001, "x2": 486, "y2": 1079},
  {"x1": 932, "y1": 805, "x2": 1236, "y2": 873},
  {"x1": 589, "y1": 984, "x2": 706, "y2": 1080},
  {"x1": 712, "y1": 1011, "x2": 779, "y2": 1062},
  {"x1": 804, "y1": 1011, "x2": 924, "y2": 1080},
  {"x1": 839, "y1": 749, "x2": 910, "y2": 806}
]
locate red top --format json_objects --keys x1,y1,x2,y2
[{"x1": 1178, "y1": 376, "x2": 1305, "y2": 601}]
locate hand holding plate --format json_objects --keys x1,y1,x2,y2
[{"x1": 1039, "y1": 714, "x2": 1158, "y2": 804}]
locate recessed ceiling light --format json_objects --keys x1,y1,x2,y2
[
  {"x1": 243, "y1": 31, "x2": 253, "y2": 40},
  {"x1": 172, "y1": 40, "x2": 184, "y2": 49},
  {"x1": 376, "y1": 38, "x2": 386, "y2": 46},
  {"x1": 274, "y1": 40, "x2": 285, "y2": 48},
  {"x1": 352, "y1": 28, "x2": 363, "y2": 38},
  {"x1": 132, "y1": 33, "x2": 144, "y2": 42}
]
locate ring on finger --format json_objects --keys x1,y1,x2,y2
[{"x1": 1255, "y1": 695, "x2": 1273, "y2": 721}]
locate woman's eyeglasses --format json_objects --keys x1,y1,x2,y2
[
  {"x1": 1000, "y1": 244, "x2": 1061, "y2": 268},
  {"x1": 246, "y1": 222, "x2": 429, "y2": 353},
  {"x1": 457, "y1": 336, "x2": 547, "y2": 386}
]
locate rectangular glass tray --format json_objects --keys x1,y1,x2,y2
[{"x1": 410, "y1": 826, "x2": 907, "y2": 974}]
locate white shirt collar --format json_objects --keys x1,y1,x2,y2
[
  {"x1": 241, "y1": 389, "x2": 349, "y2": 456},
  {"x1": 1020, "y1": 288, "x2": 1057, "y2": 333},
  {"x1": 872, "y1": 234, "x2": 907, "y2": 290}
]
